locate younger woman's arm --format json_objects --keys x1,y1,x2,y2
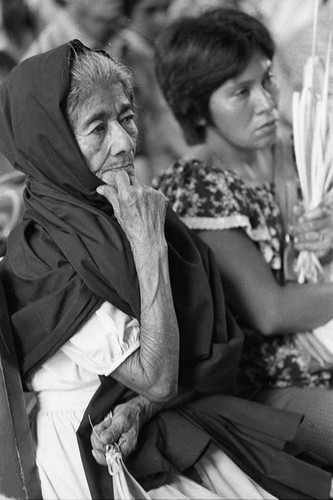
[{"x1": 198, "y1": 228, "x2": 333, "y2": 335}]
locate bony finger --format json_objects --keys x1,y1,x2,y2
[
  {"x1": 118, "y1": 434, "x2": 133, "y2": 459},
  {"x1": 94, "y1": 412, "x2": 113, "y2": 431},
  {"x1": 100, "y1": 423, "x2": 123, "y2": 445},
  {"x1": 130, "y1": 175, "x2": 141, "y2": 186},
  {"x1": 118, "y1": 434, "x2": 126, "y2": 450},
  {"x1": 112, "y1": 169, "x2": 132, "y2": 191},
  {"x1": 90, "y1": 431, "x2": 100, "y2": 450},
  {"x1": 100, "y1": 171, "x2": 117, "y2": 185},
  {"x1": 92, "y1": 449, "x2": 107, "y2": 466},
  {"x1": 96, "y1": 186, "x2": 120, "y2": 213},
  {"x1": 96, "y1": 184, "x2": 117, "y2": 198}
]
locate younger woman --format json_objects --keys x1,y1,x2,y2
[{"x1": 153, "y1": 8, "x2": 333, "y2": 463}]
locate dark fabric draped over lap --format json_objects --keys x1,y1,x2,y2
[
  {"x1": 129, "y1": 395, "x2": 332, "y2": 500},
  {"x1": 78, "y1": 392, "x2": 333, "y2": 500}
]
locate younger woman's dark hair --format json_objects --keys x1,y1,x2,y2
[{"x1": 154, "y1": 8, "x2": 275, "y2": 145}]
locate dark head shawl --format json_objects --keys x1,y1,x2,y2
[{"x1": 0, "y1": 40, "x2": 242, "y2": 389}]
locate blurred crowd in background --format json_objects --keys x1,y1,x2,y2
[{"x1": 0, "y1": 0, "x2": 331, "y2": 253}]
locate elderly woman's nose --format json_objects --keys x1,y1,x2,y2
[{"x1": 109, "y1": 122, "x2": 134, "y2": 154}]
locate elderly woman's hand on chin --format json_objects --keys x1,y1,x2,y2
[
  {"x1": 97, "y1": 170, "x2": 168, "y2": 250},
  {"x1": 96, "y1": 167, "x2": 179, "y2": 409}
]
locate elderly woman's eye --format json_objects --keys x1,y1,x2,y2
[{"x1": 93, "y1": 124, "x2": 105, "y2": 135}]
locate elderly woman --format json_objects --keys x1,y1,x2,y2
[{"x1": 0, "y1": 41, "x2": 332, "y2": 500}]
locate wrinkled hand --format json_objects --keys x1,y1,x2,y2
[
  {"x1": 90, "y1": 397, "x2": 152, "y2": 466},
  {"x1": 290, "y1": 199, "x2": 333, "y2": 260},
  {"x1": 96, "y1": 170, "x2": 167, "y2": 248}
]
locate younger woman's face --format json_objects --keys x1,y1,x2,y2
[{"x1": 207, "y1": 51, "x2": 279, "y2": 155}]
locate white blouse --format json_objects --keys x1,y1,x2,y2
[
  {"x1": 28, "y1": 301, "x2": 140, "y2": 392},
  {"x1": 28, "y1": 301, "x2": 140, "y2": 500}
]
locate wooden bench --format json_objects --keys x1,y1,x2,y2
[{"x1": 0, "y1": 276, "x2": 42, "y2": 499}]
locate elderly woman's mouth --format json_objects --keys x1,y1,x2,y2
[
  {"x1": 113, "y1": 164, "x2": 134, "y2": 172},
  {"x1": 98, "y1": 164, "x2": 134, "y2": 183},
  {"x1": 113, "y1": 165, "x2": 134, "y2": 177},
  {"x1": 102, "y1": 164, "x2": 134, "y2": 175}
]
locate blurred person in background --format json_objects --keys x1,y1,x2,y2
[
  {"x1": 167, "y1": 0, "x2": 260, "y2": 19},
  {"x1": 0, "y1": 47, "x2": 25, "y2": 257},
  {"x1": 112, "y1": 0, "x2": 195, "y2": 185},
  {"x1": 26, "y1": 0, "x2": 70, "y2": 33},
  {"x1": 0, "y1": 0, "x2": 38, "y2": 61},
  {"x1": 257, "y1": 0, "x2": 318, "y2": 46},
  {"x1": 0, "y1": 170, "x2": 25, "y2": 257},
  {"x1": 21, "y1": 0, "x2": 126, "y2": 60},
  {"x1": 0, "y1": 49, "x2": 16, "y2": 86},
  {"x1": 271, "y1": 0, "x2": 333, "y2": 138},
  {"x1": 0, "y1": 48, "x2": 18, "y2": 176}
]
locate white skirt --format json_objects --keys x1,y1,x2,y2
[{"x1": 31, "y1": 389, "x2": 276, "y2": 500}]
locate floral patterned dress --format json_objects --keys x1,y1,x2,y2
[{"x1": 153, "y1": 159, "x2": 333, "y2": 390}]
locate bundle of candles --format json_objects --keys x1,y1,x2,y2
[
  {"x1": 292, "y1": 0, "x2": 333, "y2": 360},
  {"x1": 292, "y1": 0, "x2": 333, "y2": 284}
]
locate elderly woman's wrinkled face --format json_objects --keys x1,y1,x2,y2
[
  {"x1": 207, "y1": 51, "x2": 279, "y2": 154},
  {"x1": 74, "y1": 83, "x2": 138, "y2": 180}
]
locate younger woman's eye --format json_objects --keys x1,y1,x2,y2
[
  {"x1": 263, "y1": 71, "x2": 275, "y2": 89},
  {"x1": 234, "y1": 86, "x2": 249, "y2": 98}
]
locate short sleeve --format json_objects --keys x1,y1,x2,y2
[
  {"x1": 153, "y1": 159, "x2": 251, "y2": 232},
  {"x1": 60, "y1": 301, "x2": 140, "y2": 376}
]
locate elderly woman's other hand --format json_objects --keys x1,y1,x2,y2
[
  {"x1": 290, "y1": 198, "x2": 333, "y2": 262},
  {"x1": 97, "y1": 170, "x2": 168, "y2": 249},
  {"x1": 90, "y1": 396, "x2": 163, "y2": 465}
]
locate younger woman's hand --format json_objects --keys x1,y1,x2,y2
[{"x1": 290, "y1": 201, "x2": 333, "y2": 260}]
